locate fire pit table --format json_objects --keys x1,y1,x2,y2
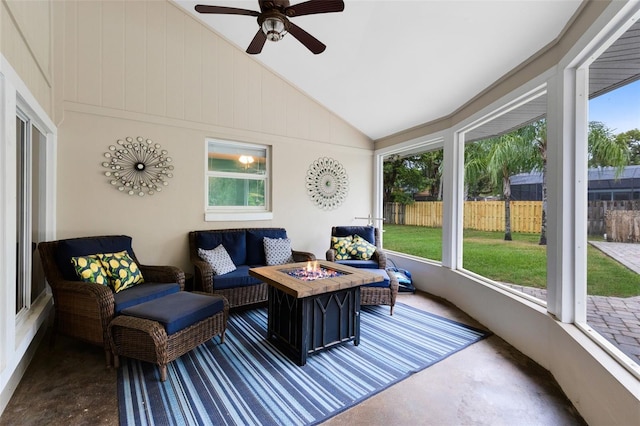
[{"x1": 249, "y1": 260, "x2": 383, "y2": 366}]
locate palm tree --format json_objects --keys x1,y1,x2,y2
[
  {"x1": 517, "y1": 121, "x2": 546, "y2": 244},
  {"x1": 486, "y1": 134, "x2": 538, "y2": 240},
  {"x1": 516, "y1": 119, "x2": 627, "y2": 245},
  {"x1": 588, "y1": 121, "x2": 629, "y2": 170}
]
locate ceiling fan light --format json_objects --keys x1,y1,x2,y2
[{"x1": 262, "y1": 17, "x2": 286, "y2": 42}]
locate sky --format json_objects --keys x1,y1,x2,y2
[{"x1": 589, "y1": 79, "x2": 640, "y2": 134}]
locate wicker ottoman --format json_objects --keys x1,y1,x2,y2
[
  {"x1": 108, "y1": 291, "x2": 228, "y2": 381},
  {"x1": 360, "y1": 269, "x2": 399, "y2": 315}
]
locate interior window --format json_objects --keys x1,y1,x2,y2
[{"x1": 206, "y1": 139, "x2": 269, "y2": 211}]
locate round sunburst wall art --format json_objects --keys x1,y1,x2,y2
[
  {"x1": 102, "y1": 136, "x2": 174, "y2": 196},
  {"x1": 305, "y1": 157, "x2": 349, "y2": 210}
]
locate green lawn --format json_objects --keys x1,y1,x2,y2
[{"x1": 383, "y1": 224, "x2": 640, "y2": 297}]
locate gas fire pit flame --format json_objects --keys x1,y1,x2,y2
[{"x1": 285, "y1": 261, "x2": 344, "y2": 281}]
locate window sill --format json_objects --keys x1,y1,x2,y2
[{"x1": 204, "y1": 211, "x2": 273, "y2": 222}]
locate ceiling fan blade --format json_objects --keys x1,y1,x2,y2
[
  {"x1": 246, "y1": 29, "x2": 267, "y2": 54},
  {"x1": 285, "y1": 0, "x2": 344, "y2": 17},
  {"x1": 287, "y1": 22, "x2": 326, "y2": 54},
  {"x1": 195, "y1": 4, "x2": 259, "y2": 17}
]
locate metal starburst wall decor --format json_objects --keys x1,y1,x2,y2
[{"x1": 102, "y1": 137, "x2": 174, "y2": 196}]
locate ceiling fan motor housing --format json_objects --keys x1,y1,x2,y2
[{"x1": 259, "y1": 10, "x2": 289, "y2": 42}]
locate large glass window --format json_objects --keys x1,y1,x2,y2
[
  {"x1": 206, "y1": 140, "x2": 269, "y2": 211},
  {"x1": 585, "y1": 20, "x2": 640, "y2": 368},
  {"x1": 382, "y1": 148, "x2": 444, "y2": 262},
  {"x1": 459, "y1": 91, "x2": 548, "y2": 303}
]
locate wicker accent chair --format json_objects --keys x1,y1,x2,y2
[
  {"x1": 326, "y1": 226, "x2": 387, "y2": 269},
  {"x1": 38, "y1": 235, "x2": 185, "y2": 366},
  {"x1": 326, "y1": 226, "x2": 397, "y2": 314}
]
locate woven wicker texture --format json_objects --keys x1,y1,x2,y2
[
  {"x1": 109, "y1": 295, "x2": 229, "y2": 381},
  {"x1": 38, "y1": 236, "x2": 186, "y2": 366},
  {"x1": 360, "y1": 270, "x2": 399, "y2": 315}
]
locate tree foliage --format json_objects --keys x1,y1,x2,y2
[
  {"x1": 588, "y1": 121, "x2": 629, "y2": 173},
  {"x1": 383, "y1": 150, "x2": 443, "y2": 204},
  {"x1": 615, "y1": 129, "x2": 640, "y2": 164}
]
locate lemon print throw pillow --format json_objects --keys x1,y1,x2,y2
[
  {"x1": 97, "y1": 250, "x2": 144, "y2": 293},
  {"x1": 331, "y1": 235, "x2": 354, "y2": 260},
  {"x1": 71, "y1": 255, "x2": 109, "y2": 285},
  {"x1": 349, "y1": 235, "x2": 377, "y2": 260}
]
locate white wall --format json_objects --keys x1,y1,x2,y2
[{"x1": 388, "y1": 255, "x2": 640, "y2": 425}]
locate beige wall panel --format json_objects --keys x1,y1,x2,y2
[
  {"x1": 232, "y1": 51, "x2": 251, "y2": 130},
  {"x1": 4, "y1": 0, "x2": 51, "y2": 80},
  {"x1": 145, "y1": 0, "x2": 166, "y2": 117},
  {"x1": 216, "y1": 41, "x2": 234, "y2": 127},
  {"x1": 101, "y1": 1, "x2": 125, "y2": 110},
  {"x1": 183, "y1": 19, "x2": 203, "y2": 122},
  {"x1": 285, "y1": 84, "x2": 306, "y2": 140},
  {"x1": 56, "y1": 110, "x2": 372, "y2": 270},
  {"x1": 124, "y1": 1, "x2": 146, "y2": 113},
  {"x1": 308, "y1": 104, "x2": 332, "y2": 143},
  {"x1": 246, "y1": 59, "x2": 262, "y2": 131},
  {"x1": 261, "y1": 71, "x2": 286, "y2": 136},
  {"x1": 63, "y1": 1, "x2": 77, "y2": 103},
  {"x1": 165, "y1": 4, "x2": 185, "y2": 119},
  {"x1": 201, "y1": 34, "x2": 219, "y2": 124},
  {"x1": 332, "y1": 117, "x2": 372, "y2": 149},
  {"x1": 76, "y1": 1, "x2": 101, "y2": 106},
  {"x1": 1, "y1": 1, "x2": 52, "y2": 116}
]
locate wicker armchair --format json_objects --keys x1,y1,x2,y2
[
  {"x1": 326, "y1": 226, "x2": 387, "y2": 269},
  {"x1": 38, "y1": 235, "x2": 185, "y2": 366},
  {"x1": 326, "y1": 226, "x2": 397, "y2": 314}
]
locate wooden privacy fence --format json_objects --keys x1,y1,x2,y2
[
  {"x1": 385, "y1": 200, "x2": 640, "y2": 235},
  {"x1": 588, "y1": 200, "x2": 640, "y2": 237},
  {"x1": 384, "y1": 201, "x2": 542, "y2": 233},
  {"x1": 605, "y1": 210, "x2": 640, "y2": 242}
]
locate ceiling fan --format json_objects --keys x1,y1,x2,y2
[{"x1": 195, "y1": 0, "x2": 345, "y2": 54}]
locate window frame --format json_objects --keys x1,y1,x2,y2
[
  {"x1": 204, "y1": 138, "x2": 273, "y2": 222},
  {"x1": 0, "y1": 54, "x2": 56, "y2": 361}
]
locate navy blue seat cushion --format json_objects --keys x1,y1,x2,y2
[
  {"x1": 336, "y1": 259, "x2": 379, "y2": 269},
  {"x1": 212, "y1": 265, "x2": 263, "y2": 289},
  {"x1": 121, "y1": 292, "x2": 225, "y2": 335},
  {"x1": 56, "y1": 235, "x2": 134, "y2": 281},
  {"x1": 246, "y1": 228, "x2": 287, "y2": 265},
  {"x1": 113, "y1": 283, "x2": 181, "y2": 314},
  {"x1": 333, "y1": 226, "x2": 376, "y2": 245},
  {"x1": 362, "y1": 269, "x2": 391, "y2": 288},
  {"x1": 196, "y1": 230, "x2": 247, "y2": 266}
]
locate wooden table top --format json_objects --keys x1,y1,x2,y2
[{"x1": 249, "y1": 260, "x2": 383, "y2": 299}]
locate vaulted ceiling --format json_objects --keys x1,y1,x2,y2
[
  {"x1": 174, "y1": 1, "x2": 639, "y2": 144},
  {"x1": 174, "y1": 1, "x2": 585, "y2": 140}
]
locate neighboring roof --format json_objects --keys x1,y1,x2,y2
[{"x1": 511, "y1": 165, "x2": 640, "y2": 185}]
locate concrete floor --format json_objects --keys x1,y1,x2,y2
[{"x1": 0, "y1": 292, "x2": 585, "y2": 426}]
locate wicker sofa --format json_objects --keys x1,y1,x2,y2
[
  {"x1": 38, "y1": 235, "x2": 185, "y2": 366},
  {"x1": 188, "y1": 228, "x2": 315, "y2": 308}
]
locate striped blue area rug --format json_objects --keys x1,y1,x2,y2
[{"x1": 118, "y1": 302, "x2": 489, "y2": 425}]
